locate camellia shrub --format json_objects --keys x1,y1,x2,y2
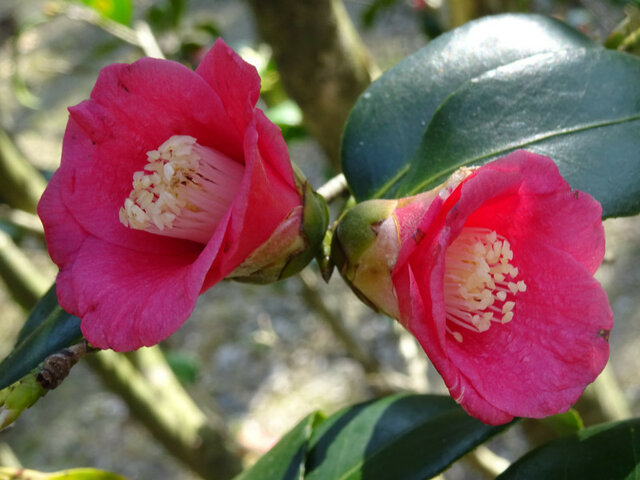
[{"x1": 2, "y1": 10, "x2": 640, "y2": 480}]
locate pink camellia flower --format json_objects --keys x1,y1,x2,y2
[
  {"x1": 38, "y1": 39, "x2": 327, "y2": 352},
  {"x1": 332, "y1": 150, "x2": 612, "y2": 425}
]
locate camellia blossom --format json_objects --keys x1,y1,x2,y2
[
  {"x1": 38, "y1": 39, "x2": 327, "y2": 352},
  {"x1": 332, "y1": 151, "x2": 612, "y2": 425}
]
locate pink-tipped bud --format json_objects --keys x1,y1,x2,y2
[
  {"x1": 331, "y1": 167, "x2": 472, "y2": 319},
  {"x1": 331, "y1": 198, "x2": 401, "y2": 318},
  {"x1": 228, "y1": 166, "x2": 329, "y2": 284}
]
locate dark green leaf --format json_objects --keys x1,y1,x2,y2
[
  {"x1": 397, "y1": 48, "x2": 640, "y2": 218},
  {"x1": 342, "y1": 14, "x2": 598, "y2": 201},
  {"x1": 498, "y1": 418, "x2": 640, "y2": 479},
  {"x1": 235, "y1": 411, "x2": 324, "y2": 480},
  {"x1": 16, "y1": 284, "x2": 60, "y2": 344},
  {"x1": 305, "y1": 394, "x2": 509, "y2": 480},
  {"x1": 0, "y1": 285, "x2": 82, "y2": 390}
]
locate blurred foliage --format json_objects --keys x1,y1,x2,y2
[
  {"x1": 605, "y1": 4, "x2": 640, "y2": 52},
  {"x1": 165, "y1": 350, "x2": 200, "y2": 385},
  {"x1": 0, "y1": 467, "x2": 127, "y2": 480},
  {"x1": 145, "y1": 0, "x2": 220, "y2": 63},
  {"x1": 79, "y1": 0, "x2": 133, "y2": 25}
]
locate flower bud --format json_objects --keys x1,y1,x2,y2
[
  {"x1": 331, "y1": 198, "x2": 401, "y2": 318},
  {"x1": 331, "y1": 167, "x2": 470, "y2": 319},
  {"x1": 228, "y1": 166, "x2": 329, "y2": 284}
]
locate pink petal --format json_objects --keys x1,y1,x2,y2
[
  {"x1": 201, "y1": 111, "x2": 300, "y2": 288},
  {"x1": 444, "y1": 242, "x2": 611, "y2": 422},
  {"x1": 60, "y1": 56, "x2": 244, "y2": 254},
  {"x1": 460, "y1": 151, "x2": 605, "y2": 274},
  {"x1": 73, "y1": 232, "x2": 226, "y2": 351},
  {"x1": 196, "y1": 39, "x2": 261, "y2": 135},
  {"x1": 37, "y1": 173, "x2": 84, "y2": 314}
]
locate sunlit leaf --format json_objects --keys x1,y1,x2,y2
[
  {"x1": 396, "y1": 48, "x2": 640, "y2": 218},
  {"x1": 238, "y1": 394, "x2": 509, "y2": 480},
  {"x1": 235, "y1": 412, "x2": 323, "y2": 480},
  {"x1": 305, "y1": 394, "x2": 509, "y2": 480},
  {"x1": 342, "y1": 14, "x2": 598, "y2": 201}
]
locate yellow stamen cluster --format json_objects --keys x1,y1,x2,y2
[
  {"x1": 119, "y1": 135, "x2": 244, "y2": 244},
  {"x1": 444, "y1": 227, "x2": 526, "y2": 343}
]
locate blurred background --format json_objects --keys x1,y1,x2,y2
[{"x1": 1, "y1": 0, "x2": 640, "y2": 478}]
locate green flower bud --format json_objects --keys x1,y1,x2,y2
[
  {"x1": 228, "y1": 165, "x2": 329, "y2": 284},
  {"x1": 331, "y1": 198, "x2": 401, "y2": 318},
  {"x1": 330, "y1": 168, "x2": 471, "y2": 318}
]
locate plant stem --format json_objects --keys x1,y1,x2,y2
[
  {"x1": 618, "y1": 25, "x2": 640, "y2": 52},
  {"x1": 0, "y1": 230, "x2": 50, "y2": 310},
  {"x1": 297, "y1": 269, "x2": 403, "y2": 395},
  {"x1": 316, "y1": 173, "x2": 348, "y2": 204},
  {"x1": 0, "y1": 206, "x2": 43, "y2": 238},
  {"x1": 0, "y1": 129, "x2": 46, "y2": 214}
]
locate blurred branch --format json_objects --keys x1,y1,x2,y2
[
  {"x1": 247, "y1": 0, "x2": 377, "y2": 171},
  {"x1": 133, "y1": 20, "x2": 165, "y2": 59},
  {"x1": 317, "y1": 173, "x2": 348, "y2": 204},
  {"x1": 57, "y1": 3, "x2": 139, "y2": 46},
  {"x1": 296, "y1": 268, "x2": 417, "y2": 396},
  {"x1": 54, "y1": 3, "x2": 165, "y2": 58},
  {"x1": 618, "y1": 25, "x2": 640, "y2": 52},
  {"x1": 0, "y1": 129, "x2": 46, "y2": 214},
  {"x1": 299, "y1": 269, "x2": 382, "y2": 376},
  {"x1": 464, "y1": 444, "x2": 510, "y2": 478},
  {"x1": 577, "y1": 363, "x2": 631, "y2": 424},
  {"x1": 87, "y1": 350, "x2": 242, "y2": 480},
  {"x1": 0, "y1": 205, "x2": 44, "y2": 238},
  {"x1": 0, "y1": 443, "x2": 21, "y2": 468},
  {"x1": 0, "y1": 230, "x2": 50, "y2": 310},
  {"x1": 443, "y1": 0, "x2": 480, "y2": 28}
]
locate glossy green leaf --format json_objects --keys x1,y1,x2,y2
[
  {"x1": 16, "y1": 284, "x2": 60, "y2": 344},
  {"x1": 235, "y1": 411, "x2": 324, "y2": 480},
  {"x1": 0, "y1": 285, "x2": 82, "y2": 390},
  {"x1": 498, "y1": 418, "x2": 640, "y2": 479},
  {"x1": 397, "y1": 48, "x2": 640, "y2": 218},
  {"x1": 305, "y1": 394, "x2": 509, "y2": 480},
  {"x1": 342, "y1": 14, "x2": 598, "y2": 201},
  {"x1": 236, "y1": 395, "x2": 509, "y2": 480}
]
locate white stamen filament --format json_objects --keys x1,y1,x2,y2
[
  {"x1": 444, "y1": 227, "x2": 526, "y2": 342},
  {"x1": 119, "y1": 135, "x2": 244, "y2": 244}
]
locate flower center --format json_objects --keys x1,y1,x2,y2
[
  {"x1": 119, "y1": 135, "x2": 244, "y2": 244},
  {"x1": 444, "y1": 227, "x2": 526, "y2": 343}
]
